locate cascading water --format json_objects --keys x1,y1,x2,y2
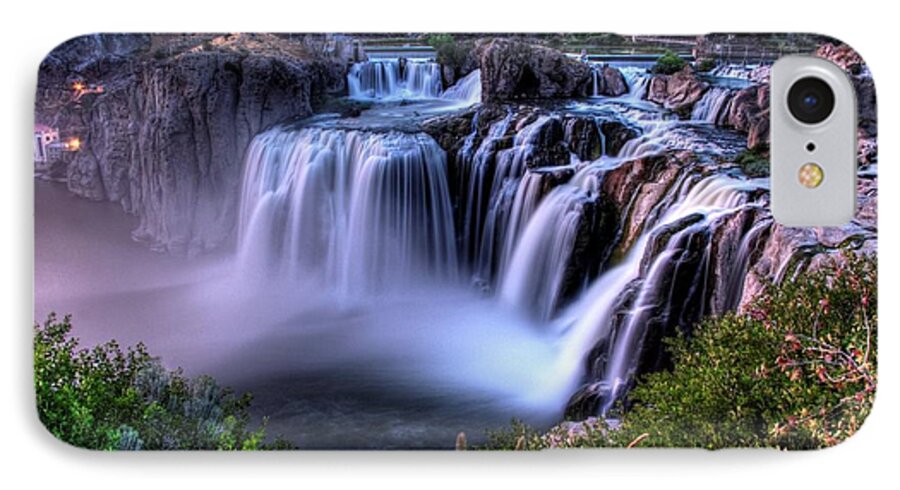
[
  {"x1": 457, "y1": 116, "x2": 571, "y2": 289},
  {"x1": 230, "y1": 62, "x2": 770, "y2": 434},
  {"x1": 556, "y1": 174, "x2": 754, "y2": 413},
  {"x1": 348, "y1": 58, "x2": 443, "y2": 99},
  {"x1": 620, "y1": 66, "x2": 651, "y2": 100},
  {"x1": 441, "y1": 69, "x2": 482, "y2": 105},
  {"x1": 691, "y1": 86, "x2": 734, "y2": 123},
  {"x1": 238, "y1": 126, "x2": 457, "y2": 294}
]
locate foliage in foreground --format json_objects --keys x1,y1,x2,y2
[
  {"x1": 734, "y1": 144, "x2": 770, "y2": 178},
  {"x1": 651, "y1": 49, "x2": 688, "y2": 75},
  {"x1": 485, "y1": 253, "x2": 876, "y2": 450},
  {"x1": 34, "y1": 315, "x2": 291, "y2": 450}
]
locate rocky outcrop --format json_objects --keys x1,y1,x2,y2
[
  {"x1": 474, "y1": 39, "x2": 592, "y2": 103},
  {"x1": 722, "y1": 85, "x2": 770, "y2": 150},
  {"x1": 594, "y1": 65, "x2": 628, "y2": 97},
  {"x1": 36, "y1": 34, "x2": 347, "y2": 254},
  {"x1": 738, "y1": 175, "x2": 877, "y2": 311},
  {"x1": 816, "y1": 42, "x2": 865, "y2": 74},
  {"x1": 647, "y1": 66, "x2": 708, "y2": 114}
]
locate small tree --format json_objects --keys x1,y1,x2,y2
[
  {"x1": 34, "y1": 314, "x2": 291, "y2": 450},
  {"x1": 651, "y1": 49, "x2": 688, "y2": 75}
]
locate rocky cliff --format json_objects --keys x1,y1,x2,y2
[
  {"x1": 473, "y1": 39, "x2": 593, "y2": 103},
  {"x1": 36, "y1": 33, "x2": 348, "y2": 254}
]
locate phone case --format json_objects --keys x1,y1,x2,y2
[{"x1": 34, "y1": 33, "x2": 877, "y2": 450}]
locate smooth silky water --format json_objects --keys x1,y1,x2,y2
[{"x1": 35, "y1": 60, "x2": 761, "y2": 448}]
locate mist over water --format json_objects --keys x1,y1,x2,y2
[
  {"x1": 35, "y1": 179, "x2": 580, "y2": 448},
  {"x1": 35, "y1": 56, "x2": 767, "y2": 447}
]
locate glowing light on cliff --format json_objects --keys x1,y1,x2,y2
[
  {"x1": 64, "y1": 137, "x2": 81, "y2": 151},
  {"x1": 71, "y1": 82, "x2": 104, "y2": 101}
]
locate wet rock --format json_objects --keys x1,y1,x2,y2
[
  {"x1": 521, "y1": 117, "x2": 570, "y2": 168},
  {"x1": 601, "y1": 154, "x2": 685, "y2": 253},
  {"x1": 723, "y1": 85, "x2": 769, "y2": 150},
  {"x1": 562, "y1": 115, "x2": 603, "y2": 161},
  {"x1": 599, "y1": 119, "x2": 640, "y2": 156},
  {"x1": 474, "y1": 38, "x2": 592, "y2": 103},
  {"x1": 647, "y1": 66, "x2": 709, "y2": 114},
  {"x1": 595, "y1": 65, "x2": 628, "y2": 97},
  {"x1": 854, "y1": 75, "x2": 877, "y2": 137},
  {"x1": 738, "y1": 176, "x2": 877, "y2": 311}
]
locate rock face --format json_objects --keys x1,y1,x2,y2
[
  {"x1": 738, "y1": 174, "x2": 877, "y2": 311},
  {"x1": 816, "y1": 42, "x2": 865, "y2": 73},
  {"x1": 36, "y1": 34, "x2": 347, "y2": 254},
  {"x1": 647, "y1": 66, "x2": 709, "y2": 114},
  {"x1": 723, "y1": 85, "x2": 770, "y2": 150},
  {"x1": 474, "y1": 39, "x2": 592, "y2": 103},
  {"x1": 595, "y1": 65, "x2": 628, "y2": 97}
]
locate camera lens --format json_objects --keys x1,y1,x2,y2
[{"x1": 788, "y1": 77, "x2": 835, "y2": 124}]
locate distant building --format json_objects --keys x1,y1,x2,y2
[{"x1": 34, "y1": 124, "x2": 59, "y2": 163}]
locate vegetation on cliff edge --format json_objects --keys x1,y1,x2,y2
[
  {"x1": 484, "y1": 252, "x2": 876, "y2": 450},
  {"x1": 651, "y1": 49, "x2": 688, "y2": 75}
]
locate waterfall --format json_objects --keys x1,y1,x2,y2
[
  {"x1": 238, "y1": 126, "x2": 457, "y2": 294},
  {"x1": 234, "y1": 100, "x2": 768, "y2": 421},
  {"x1": 499, "y1": 175, "x2": 595, "y2": 321},
  {"x1": 441, "y1": 69, "x2": 482, "y2": 105},
  {"x1": 348, "y1": 59, "x2": 443, "y2": 99},
  {"x1": 618, "y1": 120, "x2": 677, "y2": 160},
  {"x1": 557, "y1": 175, "x2": 752, "y2": 412},
  {"x1": 691, "y1": 87, "x2": 733, "y2": 123},
  {"x1": 457, "y1": 115, "x2": 570, "y2": 289},
  {"x1": 456, "y1": 111, "x2": 514, "y2": 276},
  {"x1": 620, "y1": 66, "x2": 651, "y2": 100}
]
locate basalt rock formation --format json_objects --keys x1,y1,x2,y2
[
  {"x1": 35, "y1": 33, "x2": 348, "y2": 254},
  {"x1": 647, "y1": 66, "x2": 709, "y2": 115},
  {"x1": 474, "y1": 39, "x2": 593, "y2": 102},
  {"x1": 722, "y1": 84, "x2": 770, "y2": 150}
]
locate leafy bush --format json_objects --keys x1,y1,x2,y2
[
  {"x1": 484, "y1": 253, "x2": 876, "y2": 450},
  {"x1": 426, "y1": 34, "x2": 470, "y2": 69},
  {"x1": 735, "y1": 145, "x2": 770, "y2": 177},
  {"x1": 695, "y1": 59, "x2": 717, "y2": 72},
  {"x1": 34, "y1": 314, "x2": 291, "y2": 450},
  {"x1": 651, "y1": 49, "x2": 688, "y2": 75}
]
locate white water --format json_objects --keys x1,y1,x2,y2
[
  {"x1": 557, "y1": 175, "x2": 750, "y2": 410},
  {"x1": 238, "y1": 127, "x2": 457, "y2": 294},
  {"x1": 36, "y1": 59, "x2": 774, "y2": 446},
  {"x1": 348, "y1": 59, "x2": 443, "y2": 100},
  {"x1": 620, "y1": 66, "x2": 651, "y2": 100},
  {"x1": 499, "y1": 176, "x2": 591, "y2": 321},
  {"x1": 441, "y1": 69, "x2": 482, "y2": 105},
  {"x1": 691, "y1": 86, "x2": 733, "y2": 123}
]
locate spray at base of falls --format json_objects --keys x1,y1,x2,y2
[{"x1": 235, "y1": 103, "x2": 768, "y2": 420}]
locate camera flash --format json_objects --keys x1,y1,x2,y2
[{"x1": 798, "y1": 162, "x2": 824, "y2": 188}]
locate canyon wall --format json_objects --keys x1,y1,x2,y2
[{"x1": 36, "y1": 34, "x2": 348, "y2": 253}]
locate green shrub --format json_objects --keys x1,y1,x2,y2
[
  {"x1": 484, "y1": 252, "x2": 876, "y2": 449},
  {"x1": 735, "y1": 145, "x2": 770, "y2": 177},
  {"x1": 651, "y1": 49, "x2": 688, "y2": 75},
  {"x1": 34, "y1": 314, "x2": 291, "y2": 450},
  {"x1": 696, "y1": 59, "x2": 717, "y2": 72},
  {"x1": 426, "y1": 34, "x2": 470, "y2": 69}
]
